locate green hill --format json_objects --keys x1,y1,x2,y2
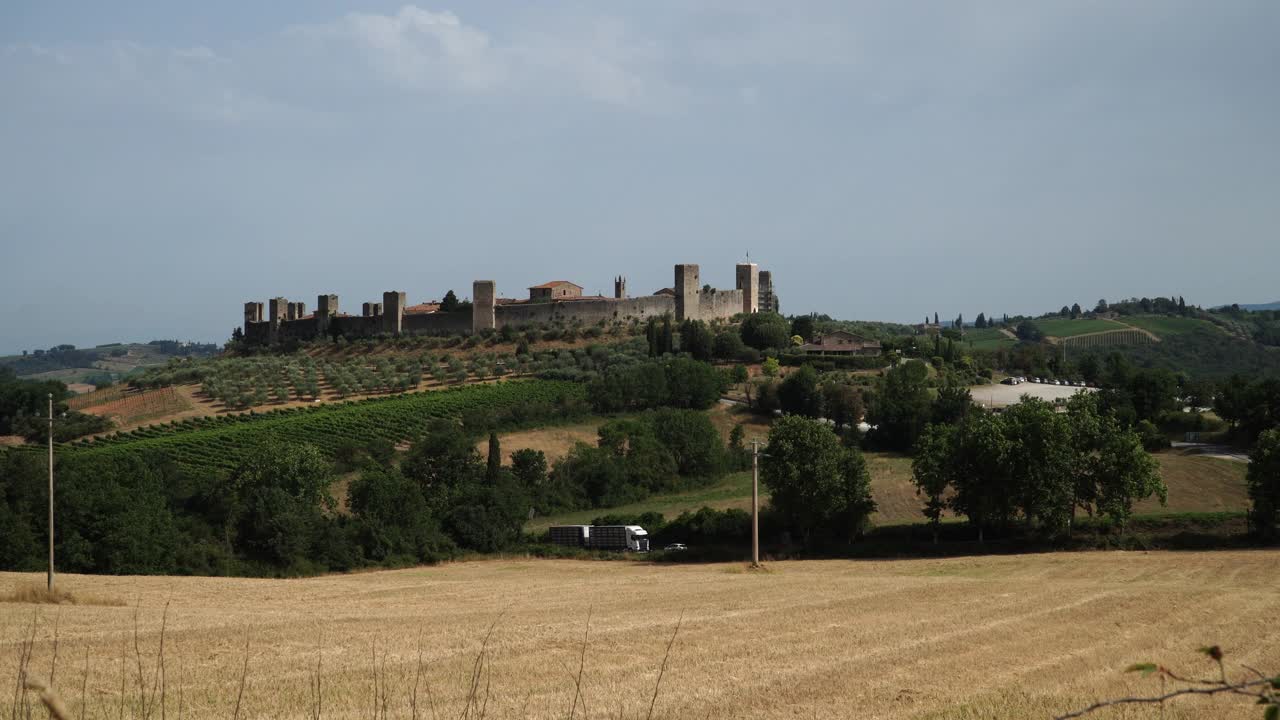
[
  {"x1": 1119, "y1": 315, "x2": 1216, "y2": 337},
  {"x1": 0, "y1": 341, "x2": 219, "y2": 385},
  {"x1": 7, "y1": 379, "x2": 584, "y2": 471},
  {"x1": 1032, "y1": 317, "x2": 1125, "y2": 337},
  {"x1": 1075, "y1": 324, "x2": 1280, "y2": 380},
  {"x1": 960, "y1": 328, "x2": 1017, "y2": 351}
]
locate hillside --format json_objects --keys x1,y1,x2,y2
[
  {"x1": 1032, "y1": 317, "x2": 1128, "y2": 337},
  {"x1": 42, "y1": 380, "x2": 584, "y2": 472},
  {"x1": 1076, "y1": 324, "x2": 1280, "y2": 380},
  {"x1": 0, "y1": 341, "x2": 219, "y2": 388},
  {"x1": 997, "y1": 313, "x2": 1280, "y2": 379}
]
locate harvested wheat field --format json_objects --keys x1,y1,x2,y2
[{"x1": 3, "y1": 552, "x2": 1279, "y2": 719}]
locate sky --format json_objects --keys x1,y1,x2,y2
[{"x1": 1, "y1": 1, "x2": 1278, "y2": 353}]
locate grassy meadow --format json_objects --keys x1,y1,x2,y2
[
  {"x1": 959, "y1": 327, "x2": 1017, "y2": 351},
  {"x1": 528, "y1": 448, "x2": 1247, "y2": 531},
  {"x1": 4, "y1": 552, "x2": 1279, "y2": 719}
]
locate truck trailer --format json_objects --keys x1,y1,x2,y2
[{"x1": 548, "y1": 525, "x2": 590, "y2": 548}]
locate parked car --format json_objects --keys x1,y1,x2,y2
[{"x1": 664, "y1": 543, "x2": 688, "y2": 552}]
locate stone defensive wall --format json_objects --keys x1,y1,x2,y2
[
  {"x1": 241, "y1": 262, "x2": 774, "y2": 345},
  {"x1": 495, "y1": 295, "x2": 674, "y2": 328}
]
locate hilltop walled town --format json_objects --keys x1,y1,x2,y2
[{"x1": 242, "y1": 262, "x2": 780, "y2": 345}]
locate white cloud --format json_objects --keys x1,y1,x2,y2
[
  {"x1": 291, "y1": 6, "x2": 505, "y2": 92},
  {"x1": 3, "y1": 43, "x2": 72, "y2": 65},
  {"x1": 286, "y1": 5, "x2": 673, "y2": 109}
]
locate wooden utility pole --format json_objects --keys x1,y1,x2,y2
[
  {"x1": 47, "y1": 393, "x2": 54, "y2": 592},
  {"x1": 751, "y1": 440, "x2": 760, "y2": 568}
]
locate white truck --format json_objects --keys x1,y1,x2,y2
[
  {"x1": 549, "y1": 524, "x2": 649, "y2": 552},
  {"x1": 587, "y1": 525, "x2": 650, "y2": 552}
]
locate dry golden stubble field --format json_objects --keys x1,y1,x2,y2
[{"x1": 3, "y1": 551, "x2": 1279, "y2": 719}]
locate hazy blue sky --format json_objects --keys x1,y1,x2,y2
[{"x1": 2, "y1": 1, "x2": 1277, "y2": 353}]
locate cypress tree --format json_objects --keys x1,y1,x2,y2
[{"x1": 487, "y1": 432, "x2": 501, "y2": 481}]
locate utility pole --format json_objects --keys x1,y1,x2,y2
[
  {"x1": 751, "y1": 440, "x2": 760, "y2": 568},
  {"x1": 47, "y1": 393, "x2": 54, "y2": 592}
]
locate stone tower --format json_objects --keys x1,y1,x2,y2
[
  {"x1": 674, "y1": 264, "x2": 700, "y2": 322},
  {"x1": 243, "y1": 301, "x2": 263, "y2": 326},
  {"x1": 759, "y1": 271, "x2": 779, "y2": 313},
  {"x1": 316, "y1": 294, "x2": 338, "y2": 337},
  {"x1": 735, "y1": 263, "x2": 759, "y2": 314},
  {"x1": 473, "y1": 280, "x2": 496, "y2": 333},
  {"x1": 614, "y1": 275, "x2": 626, "y2": 299},
  {"x1": 269, "y1": 297, "x2": 287, "y2": 325},
  {"x1": 268, "y1": 297, "x2": 288, "y2": 342},
  {"x1": 382, "y1": 291, "x2": 406, "y2": 335}
]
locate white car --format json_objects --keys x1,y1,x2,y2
[{"x1": 664, "y1": 543, "x2": 688, "y2": 552}]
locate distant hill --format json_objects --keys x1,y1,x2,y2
[
  {"x1": 1238, "y1": 301, "x2": 1280, "y2": 311},
  {"x1": 0, "y1": 340, "x2": 220, "y2": 385}
]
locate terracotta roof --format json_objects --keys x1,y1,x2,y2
[
  {"x1": 529, "y1": 280, "x2": 583, "y2": 290},
  {"x1": 654, "y1": 288, "x2": 676, "y2": 296},
  {"x1": 503, "y1": 295, "x2": 615, "y2": 305},
  {"x1": 404, "y1": 303, "x2": 441, "y2": 315}
]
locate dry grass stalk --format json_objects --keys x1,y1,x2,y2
[
  {"x1": 10, "y1": 609, "x2": 38, "y2": 719},
  {"x1": 308, "y1": 641, "x2": 323, "y2": 720},
  {"x1": 231, "y1": 633, "x2": 249, "y2": 720},
  {"x1": 22, "y1": 676, "x2": 71, "y2": 720},
  {"x1": 567, "y1": 607, "x2": 591, "y2": 720},
  {"x1": 78, "y1": 646, "x2": 88, "y2": 720},
  {"x1": 646, "y1": 611, "x2": 683, "y2": 720},
  {"x1": 48, "y1": 611, "x2": 60, "y2": 687},
  {"x1": 1, "y1": 584, "x2": 77, "y2": 606},
  {"x1": 129, "y1": 600, "x2": 171, "y2": 720}
]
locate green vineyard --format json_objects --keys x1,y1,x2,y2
[
  {"x1": 11, "y1": 380, "x2": 586, "y2": 471},
  {"x1": 1059, "y1": 329, "x2": 1155, "y2": 351}
]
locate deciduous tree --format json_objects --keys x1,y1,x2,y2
[
  {"x1": 761, "y1": 416, "x2": 875, "y2": 545},
  {"x1": 1248, "y1": 429, "x2": 1280, "y2": 540}
]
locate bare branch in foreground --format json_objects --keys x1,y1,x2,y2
[{"x1": 1055, "y1": 647, "x2": 1278, "y2": 720}]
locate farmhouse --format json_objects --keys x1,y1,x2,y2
[
  {"x1": 800, "y1": 330, "x2": 882, "y2": 357},
  {"x1": 528, "y1": 281, "x2": 583, "y2": 301}
]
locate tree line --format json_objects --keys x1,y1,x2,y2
[
  {"x1": 0, "y1": 368, "x2": 111, "y2": 442},
  {"x1": 0, "y1": 396, "x2": 740, "y2": 575}
]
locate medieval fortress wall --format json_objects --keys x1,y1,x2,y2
[{"x1": 242, "y1": 262, "x2": 777, "y2": 345}]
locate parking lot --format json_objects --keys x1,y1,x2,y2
[{"x1": 971, "y1": 380, "x2": 1095, "y2": 409}]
